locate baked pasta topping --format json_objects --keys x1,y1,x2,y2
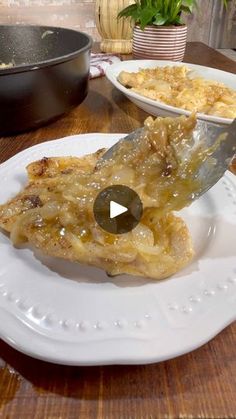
[{"x1": 118, "y1": 66, "x2": 236, "y2": 119}]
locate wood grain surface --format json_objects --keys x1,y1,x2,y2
[{"x1": 0, "y1": 42, "x2": 236, "y2": 419}]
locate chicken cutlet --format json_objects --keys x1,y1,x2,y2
[{"x1": 0, "y1": 114, "x2": 203, "y2": 280}]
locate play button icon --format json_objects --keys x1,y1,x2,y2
[
  {"x1": 93, "y1": 185, "x2": 143, "y2": 235},
  {"x1": 110, "y1": 201, "x2": 128, "y2": 219}
]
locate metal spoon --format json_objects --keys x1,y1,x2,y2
[{"x1": 98, "y1": 119, "x2": 236, "y2": 202}]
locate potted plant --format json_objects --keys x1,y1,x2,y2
[{"x1": 118, "y1": 0, "x2": 230, "y2": 61}]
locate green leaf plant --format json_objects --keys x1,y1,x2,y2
[{"x1": 118, "y1": 0, "x2": 232, "y2": 30}]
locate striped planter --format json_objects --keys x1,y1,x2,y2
[{"x1": 133, "y1": 25, "x2": 187, "y2": 61}]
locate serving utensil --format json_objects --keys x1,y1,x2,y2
[{"x1": 99, "y1": 119, "x2": 236, "y2": 202}]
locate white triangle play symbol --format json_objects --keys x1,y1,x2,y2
[{"x1": 110, "y1": 201, "x2": 128, "y2": 219}]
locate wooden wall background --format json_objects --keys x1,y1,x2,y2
[{"x1": 0, "y1": 0, "x2": 233, "y2": 46}]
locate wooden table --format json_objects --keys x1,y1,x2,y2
[{"x1": 0, "y1": 42, "x2": 236, "y2": 419}]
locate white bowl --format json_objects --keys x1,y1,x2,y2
[{"x1": 106, "y1": 60, "x2": 236, "y2": 125}]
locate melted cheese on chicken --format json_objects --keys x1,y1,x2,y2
[{"x1": 0, "y1": 114, "x2": 206, "y2": 280}]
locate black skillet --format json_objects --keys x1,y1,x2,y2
[{"x1": 0, "y1": 25, "x2": 92, "y2": 135}]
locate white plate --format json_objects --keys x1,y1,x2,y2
[
  {"x1": 106, "y1": 60, "x2": 236, "y2": 125},
  {"x1": 0, "y1": 134, "x2": 236, "y2": 365}
]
